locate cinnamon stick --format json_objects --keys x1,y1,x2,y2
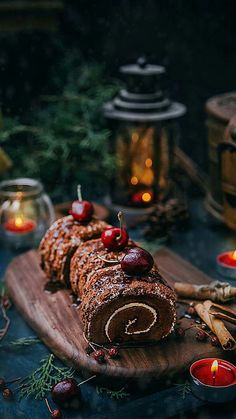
[
  {"x1": 195, "y1": 300, "x2": 236, "y2": 351},
  {"x1": 174, "y1": 281, "x2": 236, "y2": 302}
]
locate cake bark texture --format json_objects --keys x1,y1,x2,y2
[
  {"x1": 40, "y1": 217, "x2": 176, "y2": 344},
  {"x1": 39, "y1": 215, "x2": 108, "y2": 285}
]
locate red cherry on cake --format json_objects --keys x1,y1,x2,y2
[
  {"x1": 70, "y1": 185, "x2": 94, "y2": 223},
  {"x1": 121, "y1": 247, "x2": 154, "y2": 276},
  {"x1": 101, "y1": 212, "x2": 129, "y2": 251}
]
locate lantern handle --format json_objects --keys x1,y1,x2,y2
[{"x1": 137, "y1": 56, "x2": 147, "y2": 69}]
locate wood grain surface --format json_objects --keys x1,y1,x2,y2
[{"x1": 5, "y1": 248, "x2": 236, "y2": 387}]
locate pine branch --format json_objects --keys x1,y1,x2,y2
[
  {"x1": 10, "y1": 337, "x2": 40, "y2": 346},
  {"x1": 175, "y1": 381, "x2": 191, "y2": 399},
  {"x1": 96, "y1": 386, "x2": 130, "y2": 400},
  {"x1": 18, "y1": 354, "x2": 74, "y2": 400}
]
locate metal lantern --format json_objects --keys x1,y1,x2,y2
[{"x1": 103, "y1": 58, "x2": 186, "y2": 213}]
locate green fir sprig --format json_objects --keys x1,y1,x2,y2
[
  {"x1": 18, "y1": 354, "x2": 74, "y2": 400},
  {"x1": 0, "y1": 54, "x2": 119, "y2": 198},
  {"x1": 0, "y1": 336, "x2": 40, "y2": 349},
  {"x1": 175, "y1": 380, "x2": 191, "y2": 399},
  {"x1": 96, "y1": 386, "x2": 130, "y2": 400}
]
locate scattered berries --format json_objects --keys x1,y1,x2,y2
[
  {"x1": 93, "y1": 349, "x2": 105, "y2": 363},
  {"x1": 201, "y1": 323, "x2": 207, "y2": 330},
  {"x1": 211, "y1": 336, "x2": 220, "y2": 347},
  {"x1": 186, "y1": 306, "x2": 196, "y2": 316},
  {"x1": 51, "y1": 409, "x2": 61, "y2": 418},
  {"x1": 2, "y1": 388, "x2": 13, "y2": 400},
  {"x1": 175, "y1": 327, "x2": 185, "y2": 338},
  {"x1": 195, "y1": 330, "x2": 208, "y2": 342},
  {"x1": 108, "y1": 347, "x2": 119, "y2": 358}
]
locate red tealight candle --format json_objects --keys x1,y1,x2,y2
[
  {"x1": 190, "y1": 358, "x2": 236, "y2": 403},
  {"x1": 216, "y1": 250, "x2": 236, "y2": 279},
  {"x1": 4, "y1": 216, "x2": 36, "y2": 234},
  {"x1": 131, "y1": 190, "x2": 153, "y2": 205}
]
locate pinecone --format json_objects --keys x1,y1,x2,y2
[{"x1": 144, "y1": 198, "x2": 189, "y2": 241}]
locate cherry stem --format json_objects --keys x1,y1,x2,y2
[
  {"x1": 45, "y1": 398, "x2": 53, "y2": 414},
  {"x1": 6, "y1": 377, "x2": 22, "y2": 385},
  {"x1": 77, "y1": 184, "x2": 82, "y2": 201},
  {"x1": 78, "y1": 375, "x2": 96, "y2": 387},
  {"x1": 116, "y1": 211, "x2": 124, "y2": 241}
]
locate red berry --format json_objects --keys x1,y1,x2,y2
[
  {"x1": 51, "y1": 410, "x2": 61, "y2": 418},
  {"x1": 195, "y1": 330, "x2": 208, "y2": 342},
  {"x1": 175, "y1": 327, "x2": 185, "y2": 338},
  {"x1": 51, "y1": 379, "x2": 81, "y2": 409},
  {"x1": 70, "y1": 200, "x2": 94, "y2": 223},
  {"x1": 101, "y1": 227, "x2": 129, "y2": 251},
  {"x1": 93, "y1": 349, "x2": 105, "y2": 363},
  {"x1": 121, "y1": 247, "x2": 154, "y2": 276},
  {"x1": 0, "y1": 378, "x2": 6, "y2": 391},
  {"x1": 2, "y1": 388, "x2": 13, "y2": 400},
  {"x1": 211, "y1": 336, "x2": 220, "y2": 347},
  {"x1": 186, "y1": 306, "x2": 196, "y2": 316},
  {"x1": 108, "y1": 347, "x2": 119, "y2": 358},
  {"x1": 2, "y1": 296, "x2": 11, "y2": 309}
]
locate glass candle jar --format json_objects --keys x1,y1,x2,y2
[{"x1": 0, "y1": 178, "x2": 55, "y2": 249}]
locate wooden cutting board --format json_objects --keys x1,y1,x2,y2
[{"x1": 5, "y1": 249, "x2": 236, "y2": 387}]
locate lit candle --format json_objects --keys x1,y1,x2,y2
[
  {"x1": 211, "y1": 359, "x2": 218, "y2": 386},
  {"x1": 4, "y1": 216, "x2": 36, "y2": 234},
  {"x1": 190, "y1": 358, "x2": 236, "y2": 402},
  {"x1": 216, "y1": 250, "x2": 236, "y2": 279},
  {"x1": 131, "y1": 190, "x2": 153, "y2": 206}
]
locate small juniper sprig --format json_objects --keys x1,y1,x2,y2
[
  {"x1": 8, "y1": 337, "x2": 40, "y2": 347},
  {"x1": 18, "y1": 354, "x2": 74, "y2": 400},
  {"x1": 96, "y1": 386, "x2": 130, "y2": 400},
  {"x1": 175, "y1": 380, "x2": 191, "y2": 399}
]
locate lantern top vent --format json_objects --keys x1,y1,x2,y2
[{"x1": 104, "y1": 57, "x2": 186, "y2": 122}]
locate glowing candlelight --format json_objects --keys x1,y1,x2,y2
[
  {"x1": 190, "y1": 358, "x2": 236, "y2": 402},
  {"x1": 211, "y1": 359, "x2": 218, "y2": 386},
  {"x1": 216, "y1": 249, "x2": 236, "y2": 278},
  {"x1": 4, "y1": 215, "x2": 36, "y2": 234},
  {"x1": 131, "y1": 190, "x2": 153, "y2": 205}
]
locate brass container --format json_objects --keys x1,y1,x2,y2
[{"x1": 205, "y1": 92, "x2": 236, "y2": 220}]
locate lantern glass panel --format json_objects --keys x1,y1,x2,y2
[{"x1": 111, "y1": 122, "x2": 174, "y2": 207}]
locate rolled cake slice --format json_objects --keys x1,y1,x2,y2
[
  {"x1": 80, "y1": 265, "x2": 176, "y2": 344},
  {"x1": 39, "y1": 215, "x2": 108, "y2": 284},
  {"x1": 70, "y1": 238, "x2": 134, "y2": 296}
]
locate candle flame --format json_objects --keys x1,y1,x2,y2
[
  {"x1": 130, "y1": 176, "x2": 138, "y2": 186},
  {"x1": 232, "y1": 250, "x2": 236, "y2": 260},
  {"x1": 15, "y1": 216, "x2": 24, "y2": 228},
  {"x1": 211, "y1": 360, "x2": 218, "y2": 375},
  {"x1": 142, "y1": 192, "x2": 152, "y2": 203},
  {"x1": 145, "y1": 158, "x2": 153, "y2": 168}
]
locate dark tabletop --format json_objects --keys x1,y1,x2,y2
[{"x1": 0, "y1": 198, "x2": 236, "y2": 419}]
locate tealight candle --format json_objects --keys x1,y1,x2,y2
[
  {"x1": 190, "y1": 358, "x2": 236, "y2": 403},
  {"x1": 4, "y1": 216, "x2": 36, "y2": 234},
  {"x1": 131, "y1": 190, "x2": 153, "y2": 205},
  {"x1": 216, "y1": 250, "x2": 236, "y2": 279}
]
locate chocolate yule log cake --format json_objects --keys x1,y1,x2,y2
[
  {"x1": 39, "y1": 189, "x2": 176, "y2": 345},
  {"x1": 80, "y1": 262, "x2": 176, "y2": 344},
  {"x1": 39, "y1": 188, "x2": 109, "y2": 285}
]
